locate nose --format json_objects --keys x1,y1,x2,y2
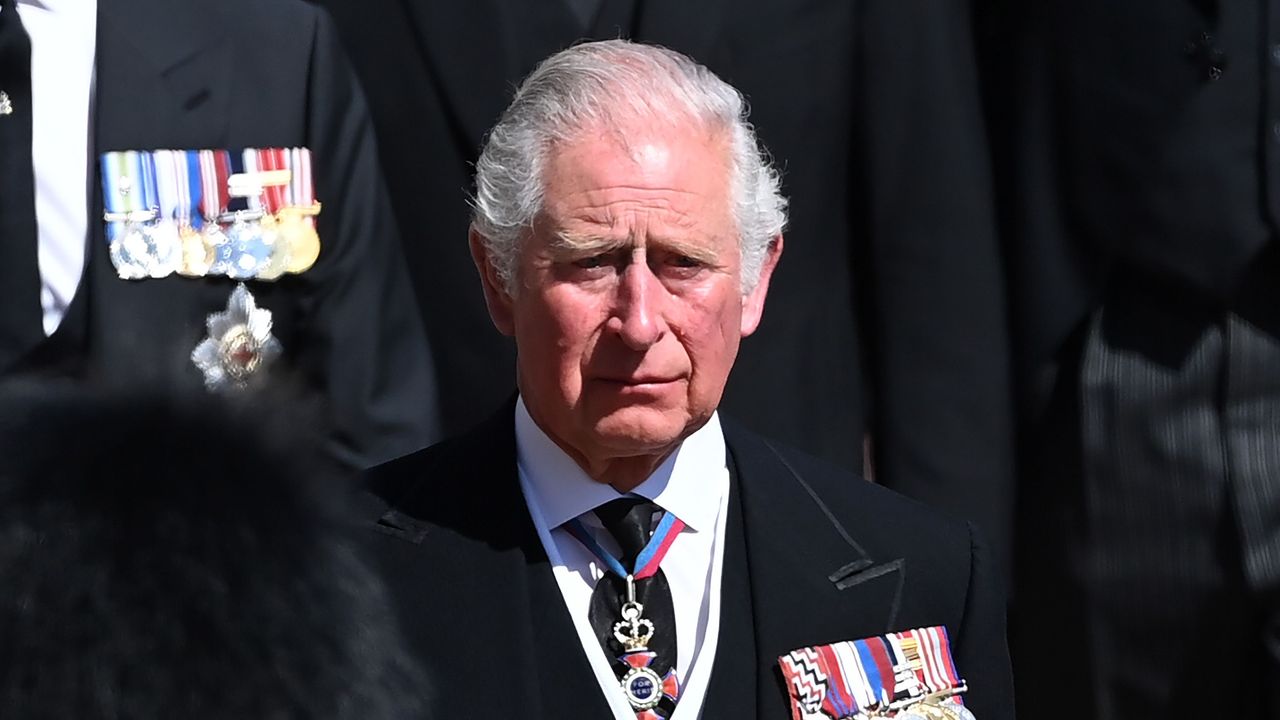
[{"x1": 608, "y1": 257, "x2": 666, "y2": 351}]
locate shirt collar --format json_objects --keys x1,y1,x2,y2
[{"x1": 514, "y1": 395, "x2": 726, "y2": 533}]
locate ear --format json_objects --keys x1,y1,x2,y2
[
  {"x1": 469, "y1": 226, "x2": 516, "y2": 336},
  {"x1": 740, "y1": 234, "x2": 783, "y2": 337}
]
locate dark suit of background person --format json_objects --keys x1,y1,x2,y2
[
  {"x1": 0, "y1": 0, "x2": 439, "y2": 468},
  {"x1": 318, "y1": 0, "x2": 1016, "y2": 569},
  {"x1": 977, "y1": 1, "x2": 1280, "y2": 717},
  {"x1": 365, "y1": 406, "x2": 1014, "y2": 719}
]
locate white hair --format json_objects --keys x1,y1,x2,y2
[{"x1": 471, "y1": 39, "x2": 788, "y2": 294}]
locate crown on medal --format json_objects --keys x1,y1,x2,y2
[
  {"x1": 613, "y1": 601, "x2": 656, "y2": 651},
  {"x1": 98, "y1": 148, "x2": 323, "y2": 281}
]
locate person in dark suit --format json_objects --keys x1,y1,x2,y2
[
  {"x1": 0, "y1": 382, "x2": 428, "y2": 718},
  {"x1": 365, "y1": 40, "x2": 1014, "y2": 719},
  {"x1": 320, "y1": 0, "x2": 1015, "y2": 566},
  {"x1": 978, "y1": 0, "x2": 1280, "y2": 717},
  {"x1": 0, "y1": 0, "x2": 438, "y2": 468}
]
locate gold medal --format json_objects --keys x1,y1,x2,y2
[
  {"x1": 277, "y1": 203, "x2": 322, "y2": 274},
  {"x1": 177, "y1": 224, "x2": 213, "y2": 277}
]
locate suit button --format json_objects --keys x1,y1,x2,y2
[
  {"x1": 1273, "y1": 121, "x2": 1280, "y2": 141},
  {"x1": 1273, "y1": 44, "x2": 1280, "y2": 67}
]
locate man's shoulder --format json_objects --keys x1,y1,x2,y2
[
  {"x1": 724, "y1": 418, "x2": 971, "y2": 526},
  {"x1": 360, "y1": 408, "x2": 516, "y2": 530},
  {"x1": 723, "y1": 418, "x2": 978, "y2": 569}
]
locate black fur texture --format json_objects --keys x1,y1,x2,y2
[{"x1": 0, "y1": 381, "x2": 428, "y2": 718}]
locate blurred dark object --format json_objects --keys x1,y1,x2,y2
[
  {"x1": 980, "y1": 0, "x2": 1280, "y2": 716},
  {"x1": 0, "y1": 382, "x2": 428, "y2": 718},
  {"x1": 317, "y1": 0, "x2": 1015, "y2": 573}
]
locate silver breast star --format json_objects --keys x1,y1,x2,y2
[{"x1": 191, "y1": 283, "x2": 282, "y2": 392}]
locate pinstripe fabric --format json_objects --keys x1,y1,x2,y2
[
  {"x1": 1016, "y1": 265, "x2": 1280, "y2": 719},
  {"x1": 1224, "y1": 311, "x2": 1280, "y2": 594}
]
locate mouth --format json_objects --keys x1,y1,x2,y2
[{"x1": 594, "y1": 375, "x2": 684, "y2": 389}]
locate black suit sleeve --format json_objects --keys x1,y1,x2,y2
[
  {"x1": 297, "y1": 6, "x2": 442, "y2": 468},
  {"x1": 953, "y1": 521, "x2": 1015, "y2": 719},
  {"x1": 855, "y1": 0, "x2": 1016, "y2": 578}
]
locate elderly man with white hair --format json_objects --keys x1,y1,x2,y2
[{"x1": 363, "y1": 39, "x2": 1014, "y2": 720}]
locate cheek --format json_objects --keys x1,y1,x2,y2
[
  {"x1": 678, "y1": 290, "x2": 744, "y2": 383},
  {"x1": 516, "y1": 288, "x2": 609, "y2": 380}
]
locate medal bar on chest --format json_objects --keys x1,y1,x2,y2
[
  {"x1": 102, "y1": 150, "x2": 157, "y2": 279},
  {"x1": 149, "y1": 150, "x2": 183, "y2": 278},
  {"x1": 197, "y1": 149, "x2": 232, "y2": 276},
  {"x1": 279, "y1": 146, "x2": 321, "y2": 273}
]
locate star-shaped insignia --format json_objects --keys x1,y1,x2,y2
[
  {"x1": 191, "y1": 284, "x2": 282, "y2": 392},
  {"x1": 0, "y1": 91, "x2": 13, "y2": 116}
]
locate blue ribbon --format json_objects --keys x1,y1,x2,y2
[{"x1": 565, "y1": 508, "x2": 679, "y2": 579}]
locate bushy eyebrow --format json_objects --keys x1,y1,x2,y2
[
  {"x1": 550, "y1": 231, "x2": 628, "y2": 255},
  {"x1": 550, "y1": 230, "x2": 724, "y2": 267}
]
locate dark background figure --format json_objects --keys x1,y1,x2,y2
[
  {"x1": 0, "y1": 382, "x2": 428, "y2": 718},
  {"x1": 0, "y1": 0, "x2": 439, "y2": 470},
  {"x1": 319, "y1": 0, "x2": 1015, "y2": 570},
  {"x1": 978, "y1": 0, "x2": 1280, "y2": 716}
]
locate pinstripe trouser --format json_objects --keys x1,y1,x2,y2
[{"x1": 1013, "y1": 264, "x2": 1280, "y2": 720}]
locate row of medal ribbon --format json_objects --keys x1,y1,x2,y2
[
  {"x1": 778, "y1": 625, "x2": 975, "y2": 719},
  {"x1": 100, "y1": 147, "x2": 322, "y2": 281}
]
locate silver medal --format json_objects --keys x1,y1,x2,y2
[{"x1": 191, "y1": 284, "x2": 282, "y2": 392}]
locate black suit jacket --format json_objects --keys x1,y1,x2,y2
[
  {"x1": 981, "y1": 0, "x2": 1280, "y2": 387},
  {"x1": 14, "y1": 0, "x2": 440, "y2": 467},
  {"x1": 320, "y1": 0, "x2": 1016, "y2": 571},
  {"x1": 362, "y1": 405, "x2": 1015, "y2": 718}
]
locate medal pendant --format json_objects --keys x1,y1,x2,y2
[
  {"x1": 191, "y1": 284, "x2": 282, "y2": 392},
  {"x1": 277, "y1": 207, "x2": 321, "y2": 274},
  {"x1": 113, "y1": 222, "x2": 152, "y2": 279},
  {"x1": 255, "y1": 213, "x2": 287, "y2": 281},
  {"x1": 0, "y1": 91, "x2": 12, "y2": 115},
  {"x1": 147, "y1": 218, "x2": 181, "y2": 278},
  {"x1": 177, "y1": 225, "x2": 213, "y2": 277},
  {"x1": 225, "y1": 215, "x2": 269, "y2": 280},
  {"x1": 620, "y1": 665, "x2": 665, "y2": 711},
  {"x1": 204, "y1": 222, "x2": 231, "y2": 276}
]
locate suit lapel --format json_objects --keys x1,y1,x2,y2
[
  {"x1": 377, "y1": 403, "x2": 613, "y2": 718},
  {"x1": 701, "y1": 450, "x2": 759, "y2": 716},
  {"x1": 722, "y1": 421, "x2": 905, "y2": 717},
  {"x1": 95, "y1": 0, "x2": 232, "y2": 151}
]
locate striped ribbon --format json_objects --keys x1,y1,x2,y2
[
  {"x1": 565, "y1": 507, "x2": 684, "y2": 581},
  {"x1": 778, "y1": 625, "x2": 968, "y2": 720}
]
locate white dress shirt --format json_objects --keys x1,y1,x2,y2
[
  {"x1": 515, "y1": 397, "x2": 730, "y2": 719},
  {"x1": 15, "y1": 0, "x2": 96, "y2": 335}
]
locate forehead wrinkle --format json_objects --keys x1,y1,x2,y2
[{"x1": 562, "y1": 196, "x2": 712, "y2": 233}]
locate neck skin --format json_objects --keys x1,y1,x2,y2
[
  {"x1": 522, "y1": 402, "x2": 688, "y2": 493},
  {"x1": 559, "y1": 442, "x2": 674, "y2": 494}
]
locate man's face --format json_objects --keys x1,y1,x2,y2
[{"x1": 472, "y1": 122, "x2": 781, "y2": 471}]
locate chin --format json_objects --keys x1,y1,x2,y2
[{"x1": 588, "y1": 406, "x2": 691, "y2": 455}]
